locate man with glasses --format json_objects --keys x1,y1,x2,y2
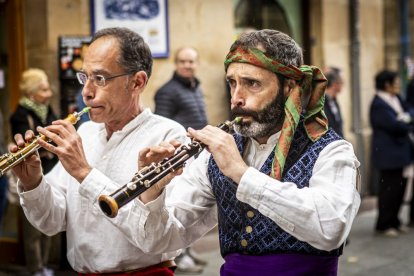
[{"x1": 10, "y1": 27, "x2": 187, "y2": 275}]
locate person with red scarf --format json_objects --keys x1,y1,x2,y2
[{"x1": 135, "y1": 29, "x2": 361, "y2": 276}]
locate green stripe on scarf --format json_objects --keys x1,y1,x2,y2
[{"x1": 224, "y1": 47, "x2": 328, "y2": 180}]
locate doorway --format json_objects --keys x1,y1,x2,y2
[{"x1": 0, "y1": 0, "x2": 26, "y2": 265}]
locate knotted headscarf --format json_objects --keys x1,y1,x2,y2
[{"x1": 224, "y1": 47, "x2": 328, "y2": 180}]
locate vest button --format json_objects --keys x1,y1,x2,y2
[
  {"x1": 241, "y1": 239, "x2": 248, "y2": 247},
  {"x1": 247, "y1": 211, "x2": 254, "y2": 218},
  {"x1": 246, "y1": 226, "x2": 253, "y2": 233}
]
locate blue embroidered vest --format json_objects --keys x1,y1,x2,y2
[{"x1": 207, "y1": 124, "x2": 343, "y2": 257}]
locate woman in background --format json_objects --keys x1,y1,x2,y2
[
  {"x1": 10, "y1": 68, "x2": 58, "y2": 276},
  {"x1": 370, "y1": 70, "x2": 414, "y2": 238}
]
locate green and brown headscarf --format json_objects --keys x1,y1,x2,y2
[{"x1": 224, "y1": 47, "x2": 328, "y2": 180}]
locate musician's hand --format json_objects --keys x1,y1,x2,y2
[
  {"x1": 138, "y1": 140, "x2": 183, "y2": 204},
  {"x1": 138, "y1": 140, "x2": 181, "y2": 167},
  {"x1": 188, "y1": 126, "x2": 248, "y2": 184},
  {"x1": 36, "y1": 119, "x2": 92, "y2": 183},
  {"x1": 9, "y1": 131, "x2": 43, "y2": 191}
]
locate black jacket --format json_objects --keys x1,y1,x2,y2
[
  {"x1": 324, "y1": 95, "x2": 343, "y2": 137},
  {"x1": 369, "y1": 95, "x2": 414, "y2": 169},
  {"x1": 154, "y1": 72, "x2": 208, "y2": 130}
]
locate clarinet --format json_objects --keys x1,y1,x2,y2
[{"x1": 98, "y1": 117, "x2": 242, "y2": 218}]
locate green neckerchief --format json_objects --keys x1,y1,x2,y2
[
  {"x1": 224, "y1": 47, "x2": 328, "y2": 180},
  {"x1": 19, "y1": 96, "x2": 48, "y2": 125}
]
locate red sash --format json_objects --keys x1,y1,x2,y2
[{"x1": 78, "y1": 260, "x2": 175, "y2": 276}]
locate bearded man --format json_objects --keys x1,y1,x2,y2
[{"x1": 130, "y1": 29, "x2": 361, "y2": 276}]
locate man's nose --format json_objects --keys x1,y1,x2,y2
[
  {"x1": 82, "y1": 81, "x2": 95, "y2": 99},
  {"x1": 230, "y1": 85, "x2": 245, "y2": 107}
]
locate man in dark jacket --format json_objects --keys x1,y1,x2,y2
[
  {"x1": 154, "y1": 47, "x2": 208, "y2": 130},
  {"x1": 154, "y1": 46, "x2": 208, "y2": 273},
  {"x1": 324, "y1": 67, "x2": 344, "y2": 137}
]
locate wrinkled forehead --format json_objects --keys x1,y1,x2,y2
[{"x1": 226, "y1": 62, "x2": 272, "y2": 79}]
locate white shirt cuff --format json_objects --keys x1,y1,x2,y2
[
  {"x1": 18, "y1": 176, "x2": 47, "y2": 201},
  {"x1": 78, "y1": 168, "x2": 109, "y2": 201},
  {"x1": 134, "y1": 188, "x2": 167, "y2": 213},
  {"x1": 236, "y1": 167, "x2": 266, "y2": 208}
]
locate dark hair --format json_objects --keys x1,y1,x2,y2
[
  {"x1": 375, "y1": 70, "x2": 398, "y2": 90},
  {"x1": 228, "y1": 29, "x2": 303, "y2": 67},
  {"x1": 91, "y1": 27, "x2": 153, "y2": 79},
  {"x1": 325, "y1": 67, "x2": 342, "y2": 88}
]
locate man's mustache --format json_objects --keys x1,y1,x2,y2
[{"x1": 231, "y1": 107, "x2": 260, "y2": 121}]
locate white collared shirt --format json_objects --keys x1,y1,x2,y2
[
  {"x1": 243, "y1": 132, "x2": 280, "y2": 168},
  {"x1": 133, "y1": 134, "x2": 361, "y2": 254},
  {"x1": 18, "y1": 108, "x2": 188, "y2": 273}
]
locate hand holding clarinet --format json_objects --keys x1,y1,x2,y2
[
  {"x1": 3, "y1": 108, "x2": 91, "y2": 190},
  {"x1": 99, "y1": 117, "x2": 246, "y2": 217}
]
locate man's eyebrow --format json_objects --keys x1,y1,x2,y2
[
  {"x1": 225, "y1": 74, "x2": 261, "y2": 83},
  {"x1": 94, "y1": 69, "x2": 109, "y2": 75},
  {"x1": 225, "y1": 73, "x2": 234, "y2": 80},
  {"x1": 80, "y1": 69, "x2": 108, "y2": 75},
  {"x1": 240, "y1": 76, "x2": 260, "y2": 82}
]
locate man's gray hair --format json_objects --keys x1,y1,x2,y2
[
  {"x1": 229, "y1": 29, "x2": 303, "y2": 67},
  {"x1": 324, "y1": 67, "x2": 342, "y2": 88},
  {"x1": 91, "y1": 27, "x2": 153, "y2": 79}
]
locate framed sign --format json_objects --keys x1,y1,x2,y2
[
  {"x1": 91, "y1": 0, "x2": 169, "y2": 58},
  {"x1": 58, "y1": 36, "x2": 92, "y2": 79}
]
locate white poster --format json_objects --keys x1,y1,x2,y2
[{"x1": 91, "y1": 0, "x2": 169, "y2": 58}]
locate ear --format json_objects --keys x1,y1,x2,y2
[
  {"x1": 131, "y1": 71, "x2": 148, "y2": 93},
  {"x1": 283, "y1": 79, "x2": 296, "y2": 98}
]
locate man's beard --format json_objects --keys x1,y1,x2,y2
[{"x1": 231, "y1": 92, "x2": 285, "y2": 139}]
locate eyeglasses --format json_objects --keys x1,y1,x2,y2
[{"x1": 76, "y1": 72, "x2": 132, "y2": 87}]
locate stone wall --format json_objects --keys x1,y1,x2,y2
[{"x1": 309, "y1": 0, "x2": 385, "y2": 194}]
